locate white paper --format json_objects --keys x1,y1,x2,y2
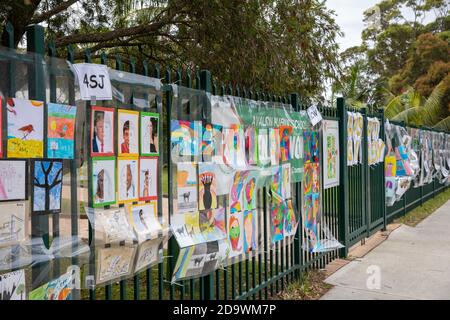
[{"x1": 72, "y1": 63, "x2": 112, "y2": 100}]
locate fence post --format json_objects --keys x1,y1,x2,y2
[
  {"x1": 379, "y1": 109, "x2": 387, "y2": 231},
  {"x1": 290, "y1": 92, "x2": 302, "y2": 278},
  {"x1": 361, "y1": 107, "x2": 369, "y2": 237},
  {"x1": 199, "y1": 69, "x2": 214, "y2": 300},
  {"x1": 26, "y1": 24, "x2": 50, "y2": 287},
  {"x1": 337, "y1": 97, "x2": 349, "y2": 258}
]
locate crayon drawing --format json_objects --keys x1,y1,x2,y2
[
  {"x1": 32, "y1": 160, "x2": 63, "y2": 214},
  {"x1": 0, "y1": 160, "x2": 27, "y2": 201},
  {"x1": 92, "y1": 157, "x2": 116, "y2": 207},
  {"x1": 0, "y1": 269, "x2": 26, "y2": 300},
  {"x1": 198, "y1": 163, "x2": 217, "y2": 210},
  {"x1": 7, "y1": 97, "x2": 44, "y2": 158},
  {"x1": 47, "y1": 103, "x2": 77, "y2": 159},
  {"x1": 0, "y1": 202, "x2": 26, "y2": 247},
  {"x1": 176, "y1": 162, "x2": 198, "y2": 213}
]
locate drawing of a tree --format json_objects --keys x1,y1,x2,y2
[{"x1": 34, "y1": 161, "x2": 63, "y2": 212}]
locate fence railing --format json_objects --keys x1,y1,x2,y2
[{"x1": 0, "y1": 24, "x2": 448, "y2": 301}]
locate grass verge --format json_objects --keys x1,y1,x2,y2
[
  {"x1": 275, "y1": 270, "x2": 333, "y2": 300},
  {"x1": 394, "y1": 187, "x2": 450, "y2": 227}
]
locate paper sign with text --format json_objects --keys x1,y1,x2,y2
[
  {"x1": 72, "y1": 63, "x2": 112, "y2": 101},
  {"x1": 307, "y1": 105, "x2": 323, "y2": 126}
]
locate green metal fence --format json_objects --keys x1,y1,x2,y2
[{"x1": 0, "y1": 24, "x2": 448, "y2": 300}]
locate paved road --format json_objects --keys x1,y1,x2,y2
[{"x1": 321, "y1": 200, "x2": 450, "y2": 300}]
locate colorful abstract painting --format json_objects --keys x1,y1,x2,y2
[
  {"x1": 29, "y1": 270, "x2": 77, "y2": 300},
  {"x1": 243, "y1": 209, "x2": 257, "y2": 252},
  {"x1": 32, "y1": 160, "x2": 63, "y2": 214},
  {"x1": 229, "y1": 170, "x2": 249, "y2": 214},
  {"x1": 284, "y1": 200, "x2": 298, "y2": 237},
  {"x1": 199, "y1": 208, "x2": 226, "y2": 241},
  {"x1": 243, "y1": 171, "x2": 258, "y2": 211},
  {"x1": 279, "y1": 125, "x2": 292, "y2": 162},
  {"x1": 270, "y1": 203, "x2": 284, "y2": 243},
  {"x1": 47, "y1": 102, "x2": 77, "y2": 159},
  {"x1": 171, "y1": 120, "x2": 201, "y2": 157},
  {"x1": 7, "y1": 97, "x2": 44, "y2": 158},
  {"x1": 227, "y1": 212, "x2": 244, "y2": 258},
  {"x1": 269, "y1": 128, "x2": 280, "y2": 165}
]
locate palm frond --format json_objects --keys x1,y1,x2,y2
[
  {"x1": 391, "y1": 106, "x2": 425, "y2": 126},
  {"x1": 421, "y1": 79, "x2": 447, "y2": 126},
  {"x1": 433, "y1": 116, "x2": 450, "y2": 131},
  {"x1": 384, "y1": 94, "x2": 405, "y2": 119}
]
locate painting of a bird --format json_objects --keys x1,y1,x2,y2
[{"x1": 18, "y1": 124, "x2": 34, "y2": 140}]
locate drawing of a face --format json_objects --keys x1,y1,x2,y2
[
  {"x1": 229, "y1": 216, "x2": 240, "y2": 250},
  {"x1": 96, "y1": 169, "x2": 104, "y2": 200},
  {"x1": 126, "y1": 164, "x2": 132, "y2": 191},
  {"x1": 244, "y1": 213, "x2": 253, "y2": 251},
  {"x1": 94, "y1": 112, "x2": 105, "y2": 143},
  {"x1": 123, "y1": 121, "x2": 130, "y2": 146},
  {"x1": 245, "y1": 178, "x2": 255, "y2": 205}
]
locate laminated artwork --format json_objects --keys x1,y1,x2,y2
[
  {"x1": 270, "y1": 203, "x2": 284, "y2": 243},
  {"x1": 91, "y1": 106, "x2": 114, "y2": 156},
  {"x1": 172, "y1": 241, "x2": 221, "y2": 282},
  {"x1": 0, "y1": 160, "x2": 27, "y2": 201},
  {"x1": 257, "y1": 128, "x2": 270, "y2": 166},
  {"x1": 140, "y1": 112, "x2": 159, "y2": 156},
  {"x1": 134, "y1": 238, "x2": 163, "y2": 274},
  {"x1": 243, "y1": 210, "x2": 257, "y2": 253},
  {"x1": 128, "y1": 202, "x2": 162, "y2": 242},
  {"x1": 347, "y1": 112, "x2": 354, "y2": 166},
  {"x1": 92, "y1": 157, "x2": 116, "y2": 207},
  {"x1": 47, "y1": 103, "x2": 77, "y2": 159},
  {"x1": 118, "y1": 109, "x2": 139, "y2": 156},
  {"x1": 270, "y1": 166, "x2": 283, "y2": 204},
  {"x1": 322, "y1": 120, "x2": 340, "y2": 189},
  {"x1": 384, "y1": 156, "x2": 396, "y2": 177},
  {"x1": 96, "y1": 245, "x2": 137, "y2": 285},
  {"x1": 117, "y1": 157, "x2": 139, "y2": 203},
  {"x1": 86, "y1": 207, "x2": 136, "y2": 244},
  {"x1": 352, "y1": 112, "x2": 364, "y2": 164},
  {"x1": 385, "y1": 177, "x2": 396, "y2": 199},
  {"x1": 198, "y1": 163, "x2": 217, "y2": 210},
  {"x1": 199, "y1": 208, "x2": 227, "y2": 242},
  {"x1": 395, "y1": 177, "x2": 411, "y2": 198},
  {"x1": 227, "y1": 211, "x2": 244, "y2": 258},
  {"x1": 210, "y1": 95, "x2": 240, "y2": 127},
  {"x1": 7, "y1": 98, "x2": 44, "y2": 158},
  {"x1": 304, "y1": 130, "x2": 319, "y2": 164},
  {"x1": 29, "y1": 269, "x2": 78, "y2": 300},
  {"x1": 171, "y1": 120, "x2": 202, "y2": 160},
  {"x1": 176, "y1": 162, "x2": 198, "y2": 213},
  {"x1": 223, "y1": 125, "x2": 246, "y2": 169},
  {"x1": 284, "y1": 199, "x2": 298, "y2": 237},
  {"x1": 31, "y1": 160, "x2": 63, "y2": 214},
  {"x1": 270, "y1": 128, "x2": 280, "y2": 166},
  {"x1": 214, "y1": 164, "x2": 235, "y2": 195},
  {"x1": 138, "y1": 157, "x2": 158, "y2": 201},
  {"x1": 243, "y1": 170, "x2": 258, "y2": 211},
  {"x1": 281, "y1": 163, "x2": 292, "y2": 199},
  {"x1": 245, "y1": 126, "x2": 258, "y2": 165},
  {"x1": 0, "y1": 269, "x2": 26, "y2": 300},
  {"x1": 279, "y1": 126, "x2": 292, "y2": 162},
  {"x1": 0, "y1": 238, "x2": 53, "y2": 272},
  {"x1": 229, "y1": 170, "x2": 249, "y2": 214},
  {"x1": 171, "y1": 211, "x2": 206, "y2": 248},
  {"x1": 0, "y1": 202, "x2": 27, "y2": 247}
]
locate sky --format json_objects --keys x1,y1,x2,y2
[{"x1": 325, "y1": 0, "x2": 438, "y2": 52}]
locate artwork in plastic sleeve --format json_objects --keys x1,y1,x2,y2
[
  {"x1": 385, "y1": 156, "x2": 397, "y2": 177},
  {"x1": 172, "y1": 211, "x2": 205, "y2": 247},
  {"x1": 270, "y1": 203, "x2": 284, "y2": 243},
  {"x1": 129, "y1": 202, "x2": 161, "y2": 242},
  {"x1": 198, "y1": 163, "x2": 217, "y2": 210},
  {"x1": 284, "y1": 199, "x2": 298, "y2": 237},
  {"x1": 87, "y1": 207, "x2": 136, "y2": 244},
  {"x1": 323, "y1": 120, "x2": 340, "y2": 189},
  {"x1": 171, "y1": 120, "x2": 201, "y2": 158},
  {"x1": 303, "y1": 130, "x2": 313, "y2": 163},
  {"x1": 0, "y1": 160, "x2": 27, "y2": 201},
  {"x1": 347, "y1": 112, "x2": 354, "y2": 166},
  {"x1": 117, "y1": 157, "x2": 139, "y2": 203},
  {"x1": 0, "y1": 98, "x2": 2, "y2": 157},
  {"x1": 96, "y1": 246, "x2": 137, "y2": 285},
  {"x1": 245, "y1": 127, "x2": 258, "y2": 165},
  {"x1": 269, "y1": 128, "x2": 280, "y2": 166},
  {"x1": 201, "y1": 124, "x2": 214, "y2": 160},
  {"x1": 32, "y1": 160, "x2": 63, "y2": 214},
  {"x1": 353, "y1": 113, "x2": 363, "y2": 163},
  {"x1": 199, "y1": 208, "x2": 226, "y2": 242},
  {"x1": 243, "y1": 209, "x2": 257, "y2": 253},
  {"x1": 214, "y1": 164, "x2": 235, "y2": 195},
  {"x1": 281, "y1": 163, "x2": 291, "y2": 199},
  {"x1": 134, "y1": 238, "x2": 162, "y2": 273},
  {"x1": 138, "y1": 157, "x2": 157, "y2": 201},
  {"x1": 0, "y1": 202, "x2": 26, "y2": 247},
  {"x1": 140, "y1": 112, "x2": 159, "y2": 156},
  {"x1": 303, "y1": 163, "x2": 313, "y2": 195},
  {"x1": 211, "y1": 124, "x2": 224, "y2": 163},
  {"x1": 176, "y1": 162, "x2": 198, "y2": 213},
  {"x1": 118, "y1": 109, "x2": 139, "y2": 156},
  {"x1": 47, "y1": 103, "x2": 76, "y2": 159},
  {"x1": 92, "y1": 157, "x2": 116, "y2": 207},
  {"x1": 303, "y1": 194, "x2": 318, "y2": 252},
  {"x1": 0, "y1": 269, "x2": 26, "y2": 300},
  {"x1": 7, "y1": 98, "x2": 44, "y2": 158},
  {"x1": 29, "y1": 270, "x2": 77, "y2": 300},
  {"x1": 90, "y1": 106, "x2": 114, "y2": 156},
  {"x1": 172, "y1": 241, "x2": 220, "y2": 282},
  {"x1": 395, "y1": 177, "x2": 410, "y2": 197},
  {"x1": 257, "y1": 128, "x2": 270, "y2": 166},
  {"x1": 211, "y1": 95, "x2": 240, "y2": 126},
  {"x1": 279, "y1": 126, "x2": 292, "y2": 162},
  {"x1": 233, "y1": 125, "x2": 247, "y2": 168},
  {"x1": 243, "y1": 171, "x2": 258, "y2": 211},
  {"x1": 227, "y1": 212, "x2": 244, "y2": 258},
  {"x1": 229, "y1": 170, "x2": 249, "y2": 214},
  {"x1": 312, "y1": 162, "x2": 320, "y2": 193},
  {"x1": 290, "y1": 127, "x2": 304, "y2": 183},
  {"x1": 271, "y1": 166, "x2": 283, "y2": 204}
]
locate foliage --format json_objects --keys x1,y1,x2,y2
[{"x1": 0, "y1": 0, "x2": 343, "y2": 98}]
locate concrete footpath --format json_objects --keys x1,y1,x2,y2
[{"x1": 321, "y1": 200, "x2": 450, "y2": 300}]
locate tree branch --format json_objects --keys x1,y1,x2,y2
[{"x1": 30, "y1": 0, "x2": 80, "y2": 24}]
